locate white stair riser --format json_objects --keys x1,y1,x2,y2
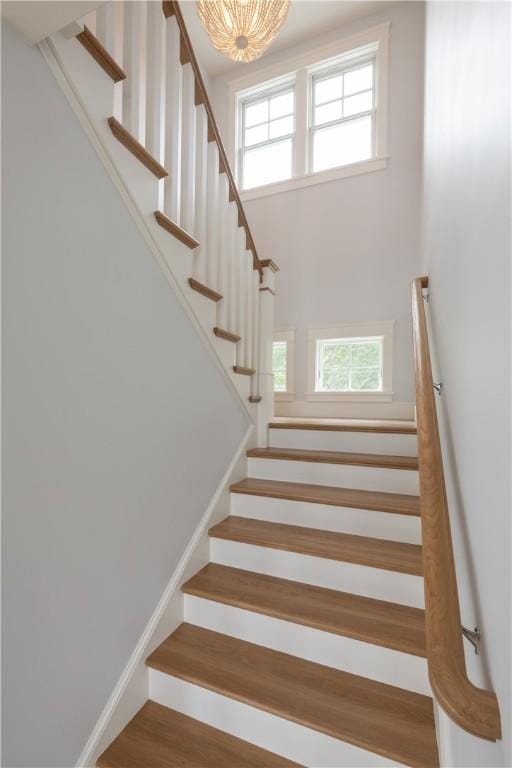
[
  {"x1": 231, "y1": 494, "x2": 422, "y2": 544},
  {"x1": 184, "y1": 595, "x2": 430, "y2": 695},
  {"x1": 210, "y1": 539, "x2": 424, "y2": 608},
  {"x1": 269, "y1": 428, "x2": 418, "y2": 456},
  {"x1": 149, "y1": 670, "x2": 400, "y2": 768},
  {"x1": 248, "y1": 458, "x2": 419, "y2": 495}
]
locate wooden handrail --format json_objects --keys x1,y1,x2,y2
[
  {"x1": 411, "y1": 276, "x2": 501, "y2": 741},
  {"x1": 163, "y1": 0, "x2": 262, "y2": 277}
]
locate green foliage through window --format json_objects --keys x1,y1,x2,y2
[
  {"x1": 273, "y1": 341, "x2": 287, "y2": 392},
  {"x1": 316, "y1": 337, "x2": 382, "y2": 392}
]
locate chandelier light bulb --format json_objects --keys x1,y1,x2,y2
[{"x1": 197, "y1": 0, "x2": 291, "y2": 63}]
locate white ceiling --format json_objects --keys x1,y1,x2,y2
[
  {"x1": 2, "y1": 1, "x2": 102, "y2": 45},
  {"x1": 180, "y1": 0, "x2": 397, "y2": 77}
]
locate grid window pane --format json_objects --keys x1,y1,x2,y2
[
  {"x1": 344, "y1": 64, "x2": 373, "y2": 96},
  {"x1": 316, "y1": 338, "x2": 383, "y2": 392},
  {"x1": 245, "y1": 123, "x2": 269, "y2": 147},
  {"x1": 245, "y1": 99, "x2": 268, "y2": 127},
  {"x1": 315, "y1": 75, "x2": 342, "y2": 105},
  {"x1": 313, "y1": 115, "x2": 372, "y2": 172},
  {"x1": 314, "y1": 100, "x2": 343, "y2": 126},
  {"x1": 270, "y1": 91, "x2": 294, "y2": 119},
  {"x1": 343, "y1": 90, "x2": 373, "y2": 118},
  {"x1": 243, "y1": 138, "x2": 293, "y2": 189},
  {"x1": 269, "y1": 115, "x2": 294, "y2": 139},
  {"x1": 273, "y1": 341, "x2": 287, "y2": 392}
]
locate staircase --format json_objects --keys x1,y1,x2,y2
[
  {"x1": 39, "y1": 3, "x2": 443, "y2": 766},
  {"x1": 96, "y1": 417, "x2": 439, "y2": 768}
]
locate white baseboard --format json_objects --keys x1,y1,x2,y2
[
  {"x1": 76, "y1": 425, "x2": 254, "y2": 767},
  {"x1": 274, "y1": 399, "x2": 416, "y2": 421}
]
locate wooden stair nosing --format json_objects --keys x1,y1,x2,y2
[
  {"x1": 108, "y1": 117, "x2": 168, "y2": 179},
  {"x1": 189, "y1": 278, "x2": 223, "y2": 302},
  {"x1": 183, "y1": 563, "x2": 427, "y2": 657},
  {"x1": 269, "y1": 419, "x2": 417, "y2": 435},
  {"x1": 233, "y1": 365, "x2": 256, "y2": 376},
  {"x1": 247, "y1": 446, "x2": 419, "y2": 471},
  {"x1": 154, "y1": 210, "x2": 199, "y2": 249},
  {"x1": 214, "y1": 326, "x2": 240, "y2": 343},
  {"x1": 229, "y1": 477, "x2": 421, "y2": 517},
  {"x1": 76, "y1": 26, "x2": 126, "y2": 83},
  {"x1": 146, "y1": 624, "x2": 439, "y2": 768},
  {"x1": 249, "y1": 395, "x2": 262, "y2": 403},
  {"x1": 209, "y1": 516, "x2": 423, "y2": 576},
  {"x1": 96, "y1": 700, "x2": 301, "y2": 768}
]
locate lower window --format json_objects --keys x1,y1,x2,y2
[
  {"x1": 307, "y1": 322, "x2": 394, "y2": 402},
  {"x1": 273, "y1": 330, "x2": 295, "y2": 400}
]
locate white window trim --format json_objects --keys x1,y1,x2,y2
[
  {"x1": 228, "y1": 22, "x2": 390, "y2": 201},
  {"x1": 274, "y1": 329, "x2": 296, "y2": 401},
  {"x1": 306, "y1": 321, "x2": 394, "y2": 402}
]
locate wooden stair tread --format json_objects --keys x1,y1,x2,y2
[
  {"x1": 269, "y1": 418, "x2": 417, "y2": 434},
  {"x1": 147, "y1": 625, "x2": 438, "y2": 768},
  {"x1": 213, "y1": 326, "x2": 240, "y2": 343},
  {"x1": 247, "y1": 446, "x2": 418, "y2": 470},
  {"x1": 188, "y1": 278, "x2": 222, "y2": 302},
  {"x1": 233, "y1": 365, "x2": 255, "y2": 375},
  {"x1": 76, "y1": 26, "x2": 126, "y2": 83},
  {"x1": 154, "y1": 211, "x2": 199, "y2": 249},
  {"x1": 108, "y1": 117, "x2": 168, "y2": 179},
  {"x1": 230, "y1": 477, "x2": 421, "y2": 516},
  {"x1": 209, "y1": 516, "x2": 423, "y2": 575},
  {"x1": 97, "y1": 700, "x2": 300, "y2": 768},
  {"x1": 183, "y1": 563, "x2": 426, "y2": 656}
]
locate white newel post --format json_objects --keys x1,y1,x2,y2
[{"x1": 256, "y1": 265, "x2": 276, "y2": 446}]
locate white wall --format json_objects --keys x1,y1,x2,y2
[
  {"x1": 421, "y1": 2, "x2": 511, "y2": 766},
  {"x1": 211, "y1": 1, "x2": 425, "y2": 418},
  {"x1": 2, "y1": 21, "x2": 248, "y2": 767}
]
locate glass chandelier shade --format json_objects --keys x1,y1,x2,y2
[{"x1": 197, "y1": 1, "x2": 291, "y2": 63}]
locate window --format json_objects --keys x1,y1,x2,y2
[
  {"x1": 272, "y1": 330, "x2": 295, "y2": 399},
  {"x1": 240, "y1": 84, "x2": 295, "y2": 190},
  {"x1": 316, "y1": 337, "x2": 382, "y2": 392},
  {"x1": 311, "y1": 60, "x2": 374, "y2": 173},
  {"x1": 229, "y1": 23, "x2": 389, "y2": 198},
  {"x1": 307, "y1": 322, "x2": 394, "y2": 402}
]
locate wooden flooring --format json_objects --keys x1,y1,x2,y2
[
  {"x1": 247, "y1": 446, "x2": 419, "y2": 470},
  {"x1": 183, "y1": 563, "x2": 426, "y2": 656},
  {"x1": 146, "y1": 624, "x2": 438, "y2": 768},
  {"x1": 97, "y1": 700, "x2": 301, "y2": 768},
  {"x1": 230, "y1": 477, "x2": 421, "y2": 516}
]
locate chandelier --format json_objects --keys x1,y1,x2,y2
[{"x1": 197, "y1": 1, "x2": 291, "y2": 64}]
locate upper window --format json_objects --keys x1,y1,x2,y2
[
  {"x1": 229, "y1": 24, "x2": 389, "y2": 198},
  {"x1": 311, "y1": 60, "x2": 374, "y2": 173},
  {"x1": 241, "y1": 84, "x2": 295, "y2": 190}
]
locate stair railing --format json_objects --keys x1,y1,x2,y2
[
  {"x1": 71, "y1": 0, "x2": 277, "y2": 407},
  {"x1": 411, "y1": 276, "x2": 501, "y2": 741}
]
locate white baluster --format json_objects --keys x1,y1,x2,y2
[
  {"x1": 244, "y1": 252, "x2": 253, "y2": 369},
  {"x1": 236, "y1": 230, "x2": 247, "y2": 366},
  {"x1": 194, "y1": 105, "x2": 208, "y2": 283},
  {"x1": 146, "y1": 0, "x2": 165, "y2": 161},
  {"x1": 217, "y1": 176, "x2": 230, "y2": 331},
  {"x1": 122, "y1": 1, "x2": 147, "y2": 142},
  {"x1": 96, "y1": 3, "x2": 116, "y2": 54},
  {"x1": 252, "y1": 268, "x2": 260, "y2": 380},
  {"x1": 164, "y1": 15, "x2": 182, "y2": 223},
  {"x1": 206, "y1": 142, "x2": 220, "y2": 290},
  {"x1": 180, "y1": 63, "x2": 196, "y2": 234},
  {"x1": 227, "y1": 203, "x2": 239, "y2": 336}
]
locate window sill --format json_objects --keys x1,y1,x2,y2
[
  {"x1": 240, "y1": 156, "x2": 388, "y2": 202},
  {"x1": 306, "y1": 391, "x2": 393, "y2": 403}
]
